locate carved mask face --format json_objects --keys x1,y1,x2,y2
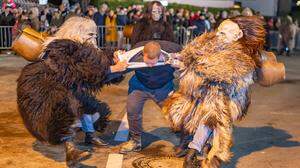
[
  {"x1": 151, "y1": 3, "x2": 162, "y2": 21},
  {"x1": 84, "y1": 26, "x2": 98, "y2": 47},
  {"x1": 216, "y1": 20, "x2": 243, "y2": 44}
]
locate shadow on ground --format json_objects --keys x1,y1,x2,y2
[
  {"x1": 224, "y1": 126, "x2": 300, "y2": 168},
  {"x1": 31, "y1": 119, "x2": 123, "y2": 162},
  {"x1": 30, "y1": 123, "x2": 300, "y2": 168},
  {"x1": 143, "y1": 127, "x2": 179, "y2": 148}
]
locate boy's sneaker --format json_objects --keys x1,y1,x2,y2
[{"x1": 119, "y1": 139, "x2": 142, "y2": 154}]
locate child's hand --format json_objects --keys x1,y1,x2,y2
[{"x1": 113, "y1": 50, "x2": 126, "y2": 63}]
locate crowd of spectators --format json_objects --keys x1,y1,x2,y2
[{"x1": 0, "y1": 1, "x2": 299, "y2": 52}]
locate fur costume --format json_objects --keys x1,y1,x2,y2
[
  {"x1": 130, "y1": 1, "x2": 175, "y2": 45},
  {"x1": 163, "y1": 16, "x2": 267, "y2": 167},
  {"x1": 17, "y1": 39, "x2": 121, "y2": 144},
  {"x1": 17, "y1": 17, "x2": 125, "y2": 167}
]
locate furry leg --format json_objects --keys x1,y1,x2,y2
[
  {"x1": 201, "y1": 123, "x2": 233, "y2": 168},
  {"x1": 162, "y1": 92, "x2": 194, "y2": 131}
]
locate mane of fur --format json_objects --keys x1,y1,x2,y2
[
  {"x1": 17, "y1": 39, "x2": 120, "y2": 144},
  {"x1": 131, "y1": 18, "x2": 175, "y2": 45},
  {"x1": 43, "y1": 16, "x2": 98, "y2": 48},
  {"x1": 163, "y1": 16, "x2": 265, "y2": 167}
]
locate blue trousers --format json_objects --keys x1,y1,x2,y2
[
  {"x1": 127, "y1": 90, "x2": 166, "y2": 141},
  {"x1": 80, "y1": 114, "x2": 95, "y2": 133}
]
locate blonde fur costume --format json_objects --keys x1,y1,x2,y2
[{"x1": 163, "y1": 16, "x2": 266, "y2": 168}]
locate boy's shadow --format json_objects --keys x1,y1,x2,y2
[
  {"x1": 143, "y1": 127, "x2": 180, "y2": 148},
  {"x1": 224, "y1": 126, "x2": 300, "y2": 168},
  {"x1": 31, "y1": 120, "x2": 123, "y2": 166}
]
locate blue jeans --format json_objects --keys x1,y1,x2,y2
[
  {"x1": 80, "y1": 114, "x2": 95, "y2": 133},
  {"x1": 188, "y1": 124, "x2": 213, "y2": 152},
  {"x1": 127, "y1": 90, "x2": 167, "y2": 141}
]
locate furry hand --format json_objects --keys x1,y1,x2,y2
[
  {"x1": 110, "y1": 61, "x2": 128, "y2": 73},
  {"x1": 167, "y1": 53, "x2": 185, "y2": 69}
]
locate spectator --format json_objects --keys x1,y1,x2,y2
[
  {"x1": 0, "y1": 3, "x2": 286, "y2": 50},
  {"x1": 173, "y1": 11, "x2": 184, "y2": 28},
  {"x1": 44, "y1": 7, "x2": 52, "y2": 26},
  {"x1": 191, "y1": 13, "x2": 207, "y2": 37},
  {"x1": 182, "y1": 10, "x2": 190, "y2": 28},
  {"x1": 166, "y1": 8, "x2": 175, "y2": 25},
  {"x1": 230, "y1": 10, "x2": 241, "y2": 18},
  {"x1": 86, "y1": 6, "x2": 94, "y2": 19},
  {"x1": 0, "y1": 6, "x2": 15, "y2": 26},
  {"x1": 62, "y1": 0, "x2": 70, "y2": 10},
  {"x1": 275, "y1": 18, "x2": 281, "y2": 30},
  {"x1": 50, "y1": 9, "x2": 63, "y2": 29},
  {"x1": 12, "y1": 11, "x2": 30, "y2": 39},
  {"x1": 207, "y1": 12, "x2": 216, "y2": 29},
  {"x1": 267, "y1": 18, "x2": 275, "y2": 30},
  {"x1": 0, "y1": 6, "x2": 15, "y2": 47},
  {"x1": 29, "y1": 7, "x2": 39, "y2": 31},
  {"x1": 127, "y1": 11, "x2": 135, "y2": 25},
  {"x1": 279, "y1": 16, "x2": 297, "y2": 56},
  {"x1": 133, "y1": 10, "x2": 143, "y2": 23},
  {"x1": 40, "y1": 12, "x2": 49, "y2": 31},
  {"x1": 80, "y1": 0, "x2": 90, "y2": 14},
  {"x1": 75, "y1": 7, "x2": 82, "y2": 16},
  {"x1": 2, "y1": 0, "x2": 16, "y2": 10},
  {"x1": 116, "y1": 7, "x2": 127, "y2": 26},
  {"x1": 189, "y1": 12, "x2": 197, "y2": 26},
  {"x1": 105, "y1": 10, "x2": 117, "y2": 46},
  {"x1": 204, "y1": 15, "x2": 211, "y2": 32},
  {"x1": 59, "y1": 3, "x2": 68, "y2": 20},
  {"x1": 242, "y1": 7, "x2": 253, "y2": 16},
  {"x1": 266, "y1": 17, "x2": 275, "y2": 50},
  {"x1": 116, "y1": 7, "x2": 127, "y2": 48},
  {"x1": 93, "y1": 4, "x2": 107, "y2": 26},
  {"x1": 215, "y1": 10, "x2": 228, "y2": 29}
]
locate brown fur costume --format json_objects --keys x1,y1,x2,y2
[
  {"x1": 163, "y1": 16, "x2": 266, "y2": 167},
  {"x1": 17, "y1": 39, "x2": 122, "y2": 144},
  {"x1": 130, "y1": 1, "x2": 175, "y2": 45}
]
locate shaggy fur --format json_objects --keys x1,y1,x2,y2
[
  {"x1": 17, "y1": 39, "x2": 122, "y2": 144},
  {"x1": 163, "y1": 16, "x2": 266, "y2": 167},
  {"x1": 130, "y1": 1, "x2": 175, "y2": 45}
]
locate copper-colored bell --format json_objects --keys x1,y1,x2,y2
[
  {"x1": 257, "y1": 51, "x2": 286, "y2": 87},
  {"x1": 12, "y1": 27, "x2": 48, "y2": 62}
]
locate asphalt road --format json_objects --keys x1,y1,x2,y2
[{"x1": 0, "y1": 53, "x2": 299, "y2": 168}]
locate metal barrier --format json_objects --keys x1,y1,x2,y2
[
  {"x1": 96, "y1": 26, "x2": 129, "y2": 49},
  {"x1": 174, "y1": 27, "x2": 188, "y2": 45},
  {"x1": 3, "y1": 25, "x2": 296, "y2": 51},
  {"x1": 296, "y1": 32, "x2": 300, "y2": 51},
  {"x1": 0, "y1": 25, "x2": 192, "y2": 50},
  {"x1": 0, "y1": 26, "x2": 13, "y2": 50},
  {"x1": 269, "y1": 30, "x2": 281, "y2": 52}
]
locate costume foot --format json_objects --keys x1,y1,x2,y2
[
  {"x1": 202, "y1": 143, "x2": 212, "y2": 157},
  {"x1": 174, "y1": 146, "x2": 188, "y2": 158},
  {"x1": 183, "y1": 148, "x2": 199, "y2": 168},
  {"x1": 85, "y1": 133, "x2": 108, "y2": 147},
  {"x1": 65, "y1": 141, "x2": 91, "y2": 168},
  {"x1": 175, "y1": 132, "x2": 192, "y2": 157},
  {"x1": 119, "y1": 139, "x2": 142, "y2": 154}
]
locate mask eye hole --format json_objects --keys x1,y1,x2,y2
[
  {"x1": 88, "y1": 33, "x2": 97, "y2": 38},
  {"x1": 152, "y1": 10, "x2": 162, "y2": 15}
]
